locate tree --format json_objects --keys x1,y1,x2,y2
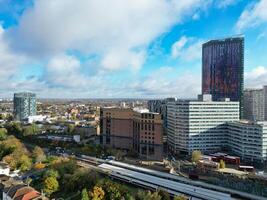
[
  {"x1": 0, "y1": 128, "x2": 7, "y2": 140},
  {"x1": 136, "y1": 190, "x2": 161, "y2": 200},
  {"x1": 81, "y1": 188, "x2": 89, "y2": 200},
  {"x1": 174, "y1": 195, "x2": 188, "y2": 200},
  {"x1": 89, "y1": 186, "x2": 105, "y2": 200},
  {"x1": 158, "y1": 189, "x2": 170, "y2": 200},
  {"x1": 44, "y1": 169, "x2": 59, "y2": 179},
  {"x1": 18, "y1": 154, "x2": 32, "y2": 171},
  {"x1": 43, "y1": 176, "x2": 59, "y2": 196},
  {"x1": 23, "y1": 124, "x2": 39, "y2": 136},
  {"x1": 5, "y1": 122, "x2": 22, "y2": 135},
  {"x1": 219, "y1": 159, "x2": 226, "y2": 169},
  {"x1": 32, "y1": 146, "x2": 46, "y2": 163},
  {"x1": 191, "y1": 150, "x2": 202, "y2": 163},
  {"x1": 67, "y1": 124, "x2": 75, "y2": 134}
]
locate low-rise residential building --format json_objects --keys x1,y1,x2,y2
[
  {"x1": 167, "y1": 94, "x2": 239, "y2": 154},
  {"x1": 0, "y1": 176, "x2": 47, "y2": 200},
  {"x1": 227, "y1": 121, "x2": 267, "y2": 162},
  {"x1": 100, "y1": 107, "x2": 163, "y2": 160}
]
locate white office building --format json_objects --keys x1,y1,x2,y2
[
  {"x1": 167, "y1": 94, "x2": 239, "y2": 154},
  {"x1": 227, "y1": 121, "x2": 267, "y2": 162}
]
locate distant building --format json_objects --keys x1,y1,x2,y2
[
  {"x1": 100, "y1": 107, "x2": 163, "y2": 160},
  {"x1": 202, "y1": 36, "x2": 244, "y2": 117},
  {"x1": 243, "y1": 86, "x2": 267, "y2": 121},
  {"x1": 147, "y1": 98, "x2": 176, "y2": 134},
  {"x1": 25, "y1": 115, "x2": 47, "y2": 123},
  {"x1": 167, "y1": 94, "x2": 239, "y2": 154},
  {"x1": 13, "y1": 92, "x2": 36, "y2": 121},
  {"x1": 227, "y1": 121, "x2": 267, "y2": 162}
]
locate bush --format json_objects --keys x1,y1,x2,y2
[{"x1": 34, "y1": 163, "x2": 46, "y2": 170}]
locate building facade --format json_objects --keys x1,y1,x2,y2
[
  {"x1": 202, "y1": 37, "x2": 244, "y2": 117},
  {"x1": 243, "y1": 86, "x2": 267, "y2": 121},
  {"x1": 13, "y1": 92, "x2": 36, "y2": 121},
  {"x1": 227, "y1": 121, "x2": 267, "y2": 162},
  {"x1": 167, "y1": 95, "x2": 239, "y2": 154},
  {"x1": 244, "y1": 89, "x2": 265, "y2": 121},
  {"x1": 100, "y1": 107, "x2": 163, "y2": 160},
  {"x1": 147, "y1": 98, "x2": 176, "y2": 135}
]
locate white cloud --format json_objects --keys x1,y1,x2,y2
[
  {"x1": 171, "y1": 36, "x2": 204, "y2": 61},
  {"x1": 6, "y1": 0, "x2": 210, "y2": 71},
  {"x1": 0, "y1": 25, "x2": 26, "y2": 94},
  {"x1": 216, "y1": 0, "x2": 238, "y2": 8},
  {"x1": 129, "y1": 67, "x2": 201, "y2": 98},
  {"x1": 236, "y1": 0, "x2": 267, "y2": 31},
  {"x1": 245, "y1": 66, "x2": 267, "y2": 88}
]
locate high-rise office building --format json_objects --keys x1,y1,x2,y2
[
  {"x1": 167, "y1": 94, "x2": 239, "y2": 154},
  {"x1": 13, "y1": 92, "x2": 36, "y2": 121},
  {"x1": 202, "y1": 36, "x2": 244, "y2": 117}
]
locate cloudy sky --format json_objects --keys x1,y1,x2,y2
[{"x1": 0, "y1": 0, "x2": 267, "y2": 98}]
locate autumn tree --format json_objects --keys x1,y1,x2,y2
[
  {"x1": 43, "y1": 176, "x2": 59, "y2": 196},
  {"x1": 191, "y1": 150, "x2": 202, "y2": 163},
  {"x1": 219, "y1": 159, "x2": 226, "y2": 169},
  {"x1": 136, "y1": 190, "x2": 161, "y2": 200},
  {"x1": 174, "y1": 195, "x2": 188, "y2": 200},
  {"x1": 32, "y1": 146, "x2": 46, "y2": 163},
  {"x1": 90, "y1": 186, "x2": 105, "y2": 200},
  {"x1": 18, "y1": 154, "x2": 32, "y2": 171}
]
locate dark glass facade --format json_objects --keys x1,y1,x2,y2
[{"x1": 202, "y1": 37, "x2": 244, "y2": 117}]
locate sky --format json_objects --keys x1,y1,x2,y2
[{"x1": 0, "y1": 0, "x2": 267, "y2": 98}]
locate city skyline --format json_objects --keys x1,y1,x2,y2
[{"x1": 1, "y1": 0, "x2": 267, "y2": 98}]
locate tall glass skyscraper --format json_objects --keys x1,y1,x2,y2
[
  {"x1": 202, "y1": 36, "x2": 244, "y2": 117},
  {"x1": 13, "y1": 92, "x2": 37, "y2": 121}
]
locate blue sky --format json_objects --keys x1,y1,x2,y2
[{"x1": 0, "y1": 0, "x2": 267, "y2": 98}]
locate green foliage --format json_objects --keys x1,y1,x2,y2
[
  {"x1": 0, "y1": 128, "x2": 8, "y2": 140},
  {"x1": 44, "y1": 169, "x2": 59, "y2": 179},
  {"x1": 219, "y1": 159, "x2": 226, "y2": 169},
  {"x1": 191, "y1": 150, "x2": 202, "y2": 163},
  {"x1": 32, "y1": 146, "x2": 46, "y2": 163},
  {"x1": 97, "y1": 179, "x2": 129, "y2": 200},
  {"x1": 67, "y1": 124, "x2": 75, "y2": 134},
  {"x1": 45, "y1": 156, "x2": 59, "y2": 165},
  {"x1": 23, "y1": 123, "x2": 39, "y2": 136},
  {"x1": 81, "y1": 188, "x2": 89, "y2": 200},
  {"x1": 53, "y1": 159, "x2": 77, "y2": 176},
  {"x1": 158, "y1": 189, "x2": 170, "y2": 200},
  {"x1": 17, "y1": 154, "x2": 32, "y2": 171},
  {"x1": 0, "y1": 135, "x2": 32, "y2": 171},
  {"x1": 0, "y1": 143, "x2": 14, "y2": 160},
  {"x1": 136, "y1": 190, "x2": 162, "y2": 200},
  {"x1": 62, "y1": 168, "x2": 98, "y2": 192},
  {"x1": 5, "y1": 122, "x2": 22, "y2": 135},
  {"x1": 43, "y1": 176, "x2": 59, "y2": 196}
]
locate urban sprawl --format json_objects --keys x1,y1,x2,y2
[{"x1": 0, "y1": 37, "x2": 266, "y2": 200}]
